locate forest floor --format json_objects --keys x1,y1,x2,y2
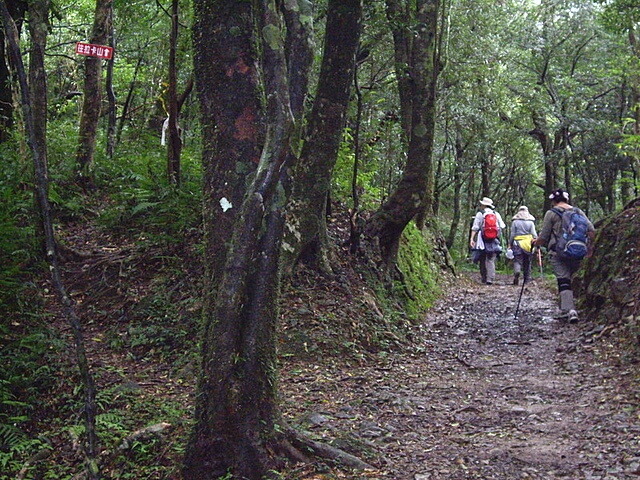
[
  {"x1": 278, "y1": 271, "x2": 640, "y2": 480},
  {"x1": 42, "y1": 221, "x2": 640, "y2": 480}
]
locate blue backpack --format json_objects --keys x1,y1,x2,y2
[{"x1": 552, "y1": 208, "x2": 589, "y2": 260}]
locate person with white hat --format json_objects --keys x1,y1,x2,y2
[
  {"x1": 508, "y1": 206, "x2": 537, "y2": 285},
  {"x1": 469, "y1": 197, "x2": 506, "y2": 285}
]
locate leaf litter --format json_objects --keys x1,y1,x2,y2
[
  {"x1": 279, "y1": 272, "x2": 640, "y2": 479},
  {"x1": 44, "y1": 219, "x2": 640, "y2": 480}
]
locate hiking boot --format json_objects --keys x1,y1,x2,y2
[
  {"x1": 568, "y1": 310, "x2": 579, "y2": 323},
  {"x1": 513, "y1": 273, "x2": 520, "y2": 285}
]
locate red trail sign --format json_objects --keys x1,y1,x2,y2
[{"x1": 75, "y1": 42, "x2": 113, "y2": 60}]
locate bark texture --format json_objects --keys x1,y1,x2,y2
[
  {"x1": 281, "y1": 0, "x2": 362, "y2": 275},
  {"x1": 365, "y1": 0, "x2": 441, "y2": 267},
  {"x1": 0, "y1": 0, "x2": 26, "y2": 142},
  {"x1": 76, "y1": 0, "x2": 112, "y2": 178},
  {"x1": 282, "y1": 0, "x2": 314, "y2": 120},
  {"x1": 184, "y1": 1, "x2": 297, "y2": 477},
  {"x1": 194, "y1": 0, "x2": 262, "y2": 288}
]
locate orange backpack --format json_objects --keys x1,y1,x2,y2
[{"x1": 482, "y1": 212, "x2": 499, "y2": 240}]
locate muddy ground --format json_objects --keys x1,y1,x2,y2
[{"x1": 279, "y1": 273, "x2": 640, "y2": 479}]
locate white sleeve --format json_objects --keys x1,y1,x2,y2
[
  {"x1": 497, "y1": 212, "x2": 506, "y2": 228},
  {"x1": 471, "y1": 212, "x2": 483, "y2": 231}
]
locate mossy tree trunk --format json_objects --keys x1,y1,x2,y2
[
  {"x1": 183, "y1": 1, "x2": 306, "y2": 478},
  {"x1": 76, "y1": 0, "x2": 112, "y2": 181},
  {"x1": 365, "y1": 0, "x2": 441, "y2": 267},
  {"x1": 281, "y1": 0, "x2": 363, "y2": 276}
]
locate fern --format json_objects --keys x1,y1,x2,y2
[
  {"x1": 0, "y1": 423, "x2": 27, "y2": 450},
  {"x1": 97, "y1": 412, "x2": 128, "y2": 431},
  {"x1": 0, "y1": 422, "x2": 50, "y2": 475}
]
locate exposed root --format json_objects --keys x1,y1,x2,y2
[{"x1": 282, "y1": 424, "x2": 375, "y2": 470}]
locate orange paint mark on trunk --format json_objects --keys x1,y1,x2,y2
[
  {"x1": 226, "y1": 56, "x2": 251, "y2": 77},
  {"x1": 234, "y1": 107, "x2": 257, "y2": 141}
]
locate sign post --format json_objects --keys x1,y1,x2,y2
[{"x1": 75, "y1": 42, "x2": 113, "y2": 60}]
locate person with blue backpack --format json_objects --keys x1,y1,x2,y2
[{"x1": 534, "y1": 189, "x2": 595, "y2": 323}]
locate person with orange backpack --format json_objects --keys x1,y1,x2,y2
[{"x1": 469, "y1": 197, "x2": 506, "y2": 285}]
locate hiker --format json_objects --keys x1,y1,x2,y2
[
  {"x1": 508, "y1": 206, "x2": 537, "y2": 286},
  {"x1": 534, "y1": 189, "x2": 595, "y2": 323},
  {"x1": 469, "y1": 197, "x2": 506, "y2": 285}
]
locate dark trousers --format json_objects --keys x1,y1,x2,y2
[{"x1": 514, "y1": 253, "x2": 532, "y2": 282}]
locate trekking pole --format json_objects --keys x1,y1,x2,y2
[
  {"x1": 537, "y1": 247, "x2": 543, "y2": 277},
  {"x1": 514, "y1": 270, "x2": 527, "y2": 320}
]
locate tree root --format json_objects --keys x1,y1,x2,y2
[
  {"x1": 282, "y1": 424, "x2": 375, "y2": 470},
  {"x1": 117, "y1": 422, "x2": 172, "y2": 450}
]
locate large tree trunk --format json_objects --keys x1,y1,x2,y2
[
  {"x1": 76, "y1": 0, "x2": 112, "y2": 181},
  {"x1": 185, "y1": 3, "x2": 371, "y2": 476},
  {"x1": 365, "y1": 0, "x2": 441, "y2": 267},
  {"x1": 281, "y1": 0, "x2": 362, "y2": 275},
  {"x1": 184, "y1": 2, "x2": 368, "y2": 475},
  {"x1": 184, "y1": 1, "x2": 297, "y2": 477},
  {"x1": 193, "y1": 0, "x2": 263, "y2": 287}
]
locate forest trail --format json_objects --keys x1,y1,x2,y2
[{"x1": 280, "y1": 272, "x2": 640, "y2": 479}]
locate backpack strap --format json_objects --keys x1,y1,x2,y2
[{"x1": 550, "y1": 207, "x2": 567, "y2": 245}]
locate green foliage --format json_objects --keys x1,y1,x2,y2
[
  {"x1": 396, "y1": 222, "x2": 441, "y2": 320},
  {"x1": 0, "y1": 140, "x2": 40, "y2": 315},
  {"x1": 0, "y1": 139, "x2": 56, "y2": 477},
  {"x1": 92, "y1": 379, "x2": 189, "y2": 477},
  {"x1": 0, "y1": 327, "x2": 60, "y2": 478},
  {"x1": 333, "y1": 128, "x2": 403, "y2": 209},
  {"x1": 332, "y1": 131, "x2": 380, "y2": 206},
  {"x1": 598, "y1": 0, "x2": 640, "y2": 33},
  {"x1": 93, "y1": 136, "x2": 202, "y2": 244},
  {"x1": 0, "y1": 422, "x2": 51, "y2": 478}
]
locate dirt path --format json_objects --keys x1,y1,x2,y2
[{"x1": 281, "y1": 273, "x2": 640, "y2": 479}]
